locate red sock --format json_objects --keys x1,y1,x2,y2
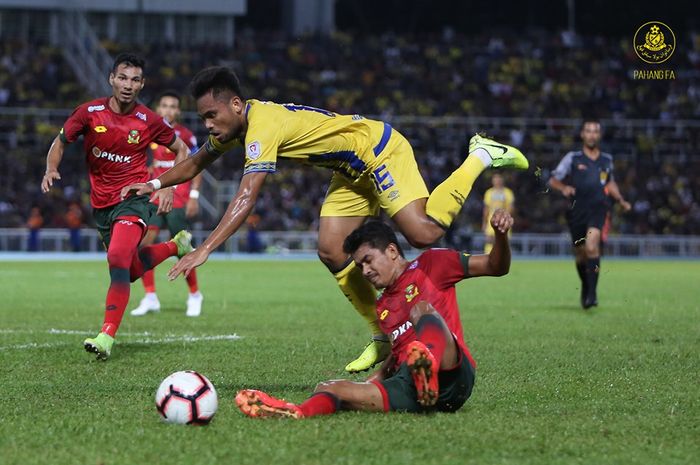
[
  {"x1": 186, "y1": 269, "x2": 198, "y2": 293},
  {"x1": 102, "y1": 219, "x2": 143, "y2": 337},
  {"x1": 298, "y1": 392, "x2": 339, "y2": 417},
  {"x1": 142, "y1": 269, "x2": 156, "y2": 293},
  {"x1": 414, "y1": 314, "x2": 448, "y2": 368},
  {"x1": 129, "y1": 242, "x2": 178, "y2": 281}
]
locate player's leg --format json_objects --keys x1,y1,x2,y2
[
  {"x1": 84, "y1": 217, "x2": 145, "y2": 359},
  {"x1": 128, "y1": 229, "x2": 191, "y2": 282},
  {"x1": 130, "y1": 226, "x2": 161, "y2": 316},
  {"x1": 405, "y1": 302, "x2": 459, "y2": 406},
  {"x1": 573, "y1": 244, "x2": 588, "y2": 306},
  {"x1": 235, "y1": 380, "x2": 385, "y2": 419},
  {"x1": 376, "y1": 132, "x2": 527, "y2": 248},
  {"x1": 166, "y1": 208, "x2": 203, "y2": 317},
  {"x1": 583, "y1": 226, "x2": 602, "y2": 309},
  {"x1": 318, "y1": 175, "x2": 390, "y2": 373}
]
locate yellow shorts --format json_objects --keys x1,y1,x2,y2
[{"x1": 320, "y1": 128, "x2": 429, "y2": 218}]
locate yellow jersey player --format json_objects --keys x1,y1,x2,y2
[
  {"x1": 122, "y1": 67, "x2": 529, "y2": 372},
  {"x1": 482, "y1": 173, "x2": 514, "y2": 253}
]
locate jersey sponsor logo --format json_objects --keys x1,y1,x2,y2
[
  {"x1": 127, "y1": 129, "x2": 141, "y2": 144},
  {"x1": 246, "y1": 141, "x2": 261, "y2": 160},
  {"x1": 91, "y1": 146, "x2": 132, "y2": 164},
  {"x1": 88, "y1": 105, "x2": 105, "y2": 112},
  {"x1": 390, "y1": 320, "x2": 413, "y2": 342},
  {"x1": 387, "y1": 190, "x2": 400, "y2": 202},
  {"x1": 404, "y1": 284, "x2": 420, "y2": 302},
  {"x1": 136, "y1": 111, "x2": 147, "y2": 121},
  {"x1": 379, "y1": 309, "x2": 390, "y2": 321},
  {"x1": 576, "y1": 164, "x2": 588, "y2": 170},
  {"x1": 94, "y1": 125, "x2": 108, "y2": 133}
]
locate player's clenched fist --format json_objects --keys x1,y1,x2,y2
[{"x1": 489, "y1": 209, "x2": 513, "y2": 234}]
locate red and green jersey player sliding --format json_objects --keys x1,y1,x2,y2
[{"x1": 236, "y1": 209, "x2": 514, "y2": 417}]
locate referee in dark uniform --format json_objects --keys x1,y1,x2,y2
[{"x1": 549, "y1": 120, "x2": 631, "y2": 309}]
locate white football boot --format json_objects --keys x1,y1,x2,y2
[
  {"x1": 186, "y1": 292, "x2": 203, "y2": 317},
  {"x1": 130, "y1": 293, "x2": 161, "y2": 316}
]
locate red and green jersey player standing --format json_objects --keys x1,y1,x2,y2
[
  {"x1": 41, "y1": 53, "x2": 193, "y2": 360},
  {"x1": 236, "y1": 209, "x2": 514, "y2": 417}
]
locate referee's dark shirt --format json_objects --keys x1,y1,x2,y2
[{"x1": 552, "y1": 150, "x2": 614, "y2": 207}]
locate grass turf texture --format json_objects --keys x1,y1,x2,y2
[{"x1": 0, "y1": 259, "x2": 698, "y2": 465}]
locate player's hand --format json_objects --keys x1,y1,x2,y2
[
  {"x1": 490, "y1": 209, "x2": 513, "y2": 234},
  {"x1": 121, "y1": 182, "x2": 155, "y2": 200},
  {"x1": 41, "y1": 170, "x2": 61, "y2": 193},
  {"x1": 168, "y1": 248, "x2": 209, "y2": 280},
  {"x1": 619, "y1": 199, "x2": 632, "y2": 212},
  {"x1": 185, "y1": 198, "x2": 199, "y2": 218},
  {"x1": 153, "y1": 188, "x2": 174, "y2": 215},
  {"x1": 561, "y1": 185, "x2": 576, "y2": 197}
]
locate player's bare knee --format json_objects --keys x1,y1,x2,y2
[
  {"x1": 317, "y1": 248, "x2": 347, "y2": 271},
  {"x1": 409, "y1": 301, "x2": 437, "y2": 324},
  {"x1": 404, "y1": 229, "x2": 441, "y2": 249}
]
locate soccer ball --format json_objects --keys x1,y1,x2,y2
[{"x1": 155, "y1": 371, "x2": 218, "y2": 425}]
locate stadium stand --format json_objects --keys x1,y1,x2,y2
[{"x1": 1, "y1": 31, "x2": 699, "y2": 237}]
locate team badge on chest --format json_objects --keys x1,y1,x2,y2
[
  {"x1": 127, "y1": 129, "x2": 141, "y2": 144},
  {"x1": 404, "y1": 284, "x2": 420, "y2": 302}
]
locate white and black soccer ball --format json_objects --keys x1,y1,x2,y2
[{"x1": 155, "y1": 371, "x2": 218, "y2": 425}]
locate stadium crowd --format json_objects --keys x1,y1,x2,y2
[{"x1": 1, "y1": 30, "x2": 699, "y2": 237}]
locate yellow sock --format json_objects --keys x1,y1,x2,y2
[
  {"x1": 334, "y1": 260, "x2": 383, "y2": 337},
  {"x1": 426, "y1": 155, "x2": 487, "y2": 228}
]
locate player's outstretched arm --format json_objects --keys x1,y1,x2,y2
[
  {"x1": 120, "y1": 146, "x2": 219, "y2": 199},
  {"x1": 167, "y1": 171, "x2": 268, "y2": 280},
  {"x1": 467, "y1": 209, "x2": 512, "y2": 277},
  {"x1": 41, "y1": 136, "x2": 65, "y2": 193}
]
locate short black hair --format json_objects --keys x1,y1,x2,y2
[
  {"x1": 343, "y1": 220, "x2": 405, "y2": 258},
  {"x1": 189, "y1": 66, "x2": 243, "y2": 100},
  {"x1": 155, "y1": 89, "x2": 181, "y2": 105},
  {"x1": 112, "y1": 52, "x2": 145, "y2": 74},
  {"x1": 581, "y1": 118, "x2": 601, "y2": 130}
]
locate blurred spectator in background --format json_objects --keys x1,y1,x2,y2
[
  {"x1": 482, "y1": 173, "x2": 514, "y2": 253},
  {"x1": 64, "y1": 201, "x2": 83, "y2": 251},
  {"x1": 26, "y1": 206, "x2": 43, "y2": 251}
]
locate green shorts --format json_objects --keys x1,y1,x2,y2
[
  {"x1": 377, "y1": 349, "x2": 476, "y2": 413},
  {"x1": 92, "y1": 195, "x2": 155, "y2": 248},
  {"x1": 148, "y1": 207, "x2": 189, "y2": 236}
]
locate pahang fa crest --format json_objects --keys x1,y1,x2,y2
[
  {"x1": 634, "y1": 22, "x2": 675, "y2": 64},
  {"x1": 127, "y1": 129, "x2": 141, "y2": 144}
]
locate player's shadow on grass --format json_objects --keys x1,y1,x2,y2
[{"x1": 545, "y1": 304, "x2": 592, "y2": 312}]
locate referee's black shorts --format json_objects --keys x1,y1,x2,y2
[{"x1": 566, "y1": 202, "x2": 608, "y2": 245}]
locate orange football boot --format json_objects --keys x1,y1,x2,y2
[{"x1": 235, "y1": 389, "x2": 303, "y2": 419}]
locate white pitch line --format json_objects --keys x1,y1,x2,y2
[
  {"x1": 1, "y1": 328, "x2": 163, "y2": 337},
  {"x1": 0, "y1": 333, "x2": 241, "y2": 351}
]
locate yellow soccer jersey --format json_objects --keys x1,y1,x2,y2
[
  {"x1": 484, "y1": 187, "x2": 514, "y2": 223},
  {"x1": 204, "y1": 100, "x2": 392, "y2": 179}
]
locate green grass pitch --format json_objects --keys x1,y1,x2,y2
[{"x1": 0, "y1": 258, "x2": 698, "y2": 465}]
